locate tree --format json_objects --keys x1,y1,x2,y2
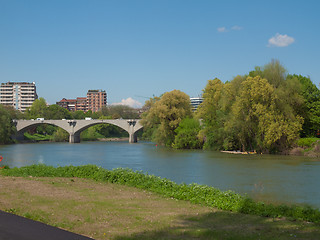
[
  {"x1": 72, "y1": 110, "x2": 86, "y2": 119},
  {"x1": 141, "y1": 90, "x2": 192, "y2": 146},
  {"x1": 173, "y1": 118, "x2": 203, "y2": 149},
  {"x1": 45, "y1": 104, "x2": 72, "y2": 120},
  {"x1": 0, "y1": 105, "x2": 16, "y2": 144},
  {"x1": 52, "y1": 128, "x2": 69, "y2": 142},
  {"x1": 288, "y1": 74, "x2": 320, "y2": 137},
  {"x1": 106, "y1": 105, "x2": 139, "y2": 119},
  {"x1": 24, "y1": 98, "x2": 47, "y2": 119},
  {"x1": 196, "y1": 78, "x2": 232, "y2": 150},
  {"x1": 198, "y1": 60, "x2": 304, "y2": 153},
  {"x1": 227, "y1": 76, "x2": 303, "y2": 152},
  {"x1": 249, "y1": 59, "x2": 287, "y2": 88}
]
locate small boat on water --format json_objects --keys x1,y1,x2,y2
[{"x1": 221, "y1": 150, "x2": 257, "y2": 155}]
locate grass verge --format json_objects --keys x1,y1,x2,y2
[
  {"x1": 1, "y1": 164, "x2": 320, "y2": 223},
  {"x1": 1, "y1": 176, "x2": 320, "y2": 239}
]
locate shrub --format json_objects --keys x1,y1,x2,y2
[{"x1": 297, "y1": 138, "x2": 319, "y2": 148}]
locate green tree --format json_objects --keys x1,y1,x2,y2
[
  {"x1": 52, "y1": 128, "x2": 69, "y2": 142},
  {"x1": 288, "y1": 74, "x2": 320, "y2": 137},
  {"x1": 173, "y1": 118, "x2": 203, "y2": 149},
  {"x1": 107, "y1": 105, "x2": 139, "y2": 119},
  {"x1": 25, "y1": 97, "x2": 47, "y2": 119},
  {"x1": 249, "y1": 59, "x2": 287, "y2": 88},
  {"x1": 0, "y1": 105, "x2": 16, "y2": 144},
  {"x1": 45, "y1": 104, "x2": 72, "y2": 120},
  {"x1": 141, "y1": 90, "x2": 192, "y2": 146},
  {"x1": 196, "y1": 78, "x2": 230, "y2": 150},
  {"x1": 198, "y1": 60, "x2": 304, "y2": 153},
  {"x1": 227, "y1": 76, "x2": 303, "y2": 152},
  {"x1": 72, "y1": 110, "x2": 86, "y2": 119}
]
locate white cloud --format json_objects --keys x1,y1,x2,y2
[
  {"x1": 268, "y1": 33, "x2": 295, "y2": 47},
  {"x1": 217, "y1": 27, "x2": 227, "y2": 32},
  {"x1": 218, "y1": 26, "x2": 243, "y2": 33},
  {"x1": 111, "y1": 97, "x2": 143, "y2": 108},
  {"x1": 231, "y1": 25, "x2": 243, "y2": 30}
]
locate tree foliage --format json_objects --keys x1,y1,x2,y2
[
  {"x1": 24, "y1": 97, "x2": 47, "y2": 119},
  {"x1": 198, "y1": 60, "x2": 305, "y2": 153},
  {"x1": 173, "y1": 118, "x2": 203, "y2": 149},
  {"x1": 0, "y1": 105, "x2": 16, "y2": 144},
  {"x1": 141, "y1": 90, "x2": 192, "y2": 146},
  {"x1": 288, "y1": 74, "x2": 320, "y2": 137}
]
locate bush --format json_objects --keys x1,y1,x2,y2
[
  {"x1": 297, "y1": 138, "x2": 319, "y2": 148},
  {"x1": 52, "y1": 128, "x2": 69, "y2": 142}
]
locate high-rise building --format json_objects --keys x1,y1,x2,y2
[
  {"x1": 87, "y1": 90, "x2": 107, "y2": 112},
  {"x1": 190, "y1": 97, "x2": 203, "y2": 111},
  {"x1": 0, "y1": 81, "x2": 38, "y2": 112}
]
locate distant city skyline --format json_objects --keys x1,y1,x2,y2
[{"x1": 1, "y1": 0, "x2": 319, "y2": 108}]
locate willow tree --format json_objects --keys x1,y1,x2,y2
[
  {"x1": 141, "y1": 90, "x2": 192, "y2": 146},
  {"x1": 198, "y1": 60, "x2": 304, "y2": 153},
  {"x1": 227, "y1": 76, "x2": 303, "y2": 152}
]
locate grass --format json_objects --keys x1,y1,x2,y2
[
  {"x1": 24, "y1": 132, "x2": 52, "y2": 141},
  {"x1": 1, "y1": 175, "x2": 320, "y2": 240},
  {"x1": 1, "y1": 164, "x2": 320, "y2": 224}
]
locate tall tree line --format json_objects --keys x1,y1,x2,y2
[{"x1": 142, "y1": 60, "x2": 320, "y2": 153}]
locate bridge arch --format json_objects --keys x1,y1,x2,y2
[{"x1": 13, "y1": 119, "x2": 143, "y2": 143}]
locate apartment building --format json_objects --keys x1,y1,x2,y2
[
  {"x1": 56, "y1": 89, "x2": 107, "y2": 112},
  {"x1": 75, "y1": 97, "x2": 87, "y2": 112},
  {"x1": 56, "y1": 97, "x2": 87, "y2": 112},
  {"x1": 0, "y1": 81, "x2": 38, "y2": 112},
  {"x1": 87, "y1": 90, "x2": 107, "y2": 112}
]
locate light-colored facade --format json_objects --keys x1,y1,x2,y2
[
  {"x1": 0, "y1": 82, "x2": 38, "y2": 112},
  {"x1": 87, "y1": 90, "x2": 107, "y2": 112},
  {"x1": 190, "y1": 97, "x2": 203, "y2": 111}
]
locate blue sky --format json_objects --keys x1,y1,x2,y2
[{"x1": 1, "y1": 0, "x2": 319, "y2": 107}]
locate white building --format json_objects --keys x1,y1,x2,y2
[
  {"x1": 0, "y1": 82, "x2": 38, "y2": 112},
  {"x1": 190, "y1": 97, "x2": 203, "y2": 111}
]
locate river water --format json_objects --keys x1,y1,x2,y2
[{"x1": 0, "y1": 141, "x2": 319, "y2": 209}]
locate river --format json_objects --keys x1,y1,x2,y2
[{"x1": 0, "y1": 141, "x2": 319, "y2": 209}]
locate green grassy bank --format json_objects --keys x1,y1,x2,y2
[{"x1": 1, "y1": 164, "x2": 319, "y2": 224}]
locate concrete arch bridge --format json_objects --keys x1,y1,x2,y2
[{"x1": 13, "y1": 119, "x2": 143, "y2": 143}]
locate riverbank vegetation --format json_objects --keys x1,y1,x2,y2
[
  {"x1": 2, "y1": 175, "x2": 320, "y2": 240},
  {"x1": 142, "y1": 60, "x2": 320, "y2": 154},
  {"x1": 1, "y1": 165, "x2": 320, "y2": 239},
  {"x1": 1, "y1": 164, "x2": 320, "y2": 224}
]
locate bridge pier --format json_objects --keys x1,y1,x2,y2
[
  {"x1": 69, "y1": 133, "x2": 80, "y2": 143},
  {"x1": 129, "y1": 133, "x2": 137, "y2": 143}
]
